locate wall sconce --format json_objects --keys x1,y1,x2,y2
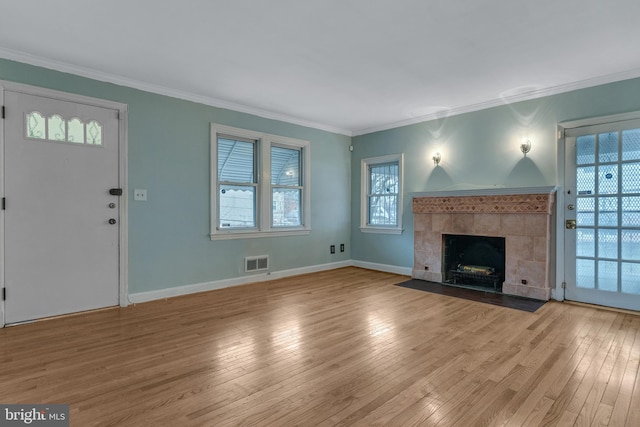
[
  {"x1": 520, "y1": 139, "x2": 532, "y2": 156},
  {"x1": 432, "y1": 152, "x2": 441, "y2": 166}
]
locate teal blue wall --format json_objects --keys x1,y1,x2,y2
[
  {"x1": 4, "y1": 57, "x2": 640, "y2": 287},
  {"x1": 0, "y1": 58, "x2": 351, "y2": 293},
  {"x1": 351, "y1": 78, "x2": 640, "y2": 268}
]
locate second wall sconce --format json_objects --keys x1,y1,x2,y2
[
  {"x1": 432, "y1": 152, "x2": 441, "y2": 166},
  {"x1": 520, "y1": 139, "x2": 532, "y2": 156}
]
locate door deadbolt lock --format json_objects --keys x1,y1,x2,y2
[
  {"x1": 108, "y1": 218, "x2": 117, "y2": 225},
  {"x1": 565, "y1": 219, "x2": 577, "y2": 229}
]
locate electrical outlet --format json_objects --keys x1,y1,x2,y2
[
  {"x1": 134, "y1": 189, "x2": 147, "y2": 201},
  {"x1": 330, "y1": 245, "x2": 335, "y2": 254},
  {"x1": 340, "y1": 243, "x2": 345, "y2": 252}
]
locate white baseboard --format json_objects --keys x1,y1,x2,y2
[
  {"x1": 128, "y1": 260, "x2": 352, "y2": 304},
  {"x1": 351, "y1": 260, "x2": 412, "y2": 276}
]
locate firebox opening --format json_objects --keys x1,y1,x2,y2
[{"x1": 442, "y1": 234, "x2": 506, "y2": 292}]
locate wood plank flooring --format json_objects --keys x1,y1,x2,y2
[{"x1": 1, "y1": 267, "x2": 640, "y2": 426}]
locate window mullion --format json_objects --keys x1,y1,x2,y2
[{"x1": 260, "y1": 139, "x2": 271, "y2": 232}]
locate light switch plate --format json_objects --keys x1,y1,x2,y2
[{"x1": 134, "y1": 189, "x2": 147, "y2": 201}]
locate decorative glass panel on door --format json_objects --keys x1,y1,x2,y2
[
  {"x1": 26, "y1": 111, "x2": 46, "y2": 139},
  {"x1": 47, "y1": 114, "x2": 66, "y2": 141},
  {"x1": 68, "y1": 118, "x2": 85, "y2": 143},
  {"x1": 24, "y1": 112, "x2": 102, "y2": 146},
  {"x1": 86, "y1": 120, "x2": 102, "y2": 145},
  {"x1": 575, "y1": 127, "x2": 640, "y2": 294}
]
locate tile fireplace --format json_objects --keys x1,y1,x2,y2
[{"x1": 412, "y1": 187, "x2": 557, "y2": 300}]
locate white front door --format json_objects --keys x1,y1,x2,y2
[
  {"x1": 3, "y1": 89, "x2": 121, "y2": 324},
  {"x1": 564, "y1": 118, "x2": 640, "y2": 311}
]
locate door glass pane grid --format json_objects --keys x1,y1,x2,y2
[
  {"x1": 622, "y1": 129, "x2": 640, "y2": 161},
  {"x1": 599, "y1": 165, "x2": 618, "y2": 195},
  {"x1": 598, "y1": 197, "x2": 617, "y2": 226},
  {"x1": 621, "y1": 262, "x2": 640, "y2": 294},
  {"x1": 622, "y1": 197, "x2": 640, "y2": 226},
  {"x1": 599, "y1": 132, "x2": 619, "y2": 163},
  {"x1": 598, "y1": 260, "x2": 618, "y2": 292},
  {"x1": 576, "y1": 259, "x2": 595, "y2": 289},
  {"x1": 621, "y1": 230, "x2": 640, "y2": 261},
  {"x1": 622, "y1": 162, "x2": 640, "y2": 193},
  {"x1": 576, "y1": 198, "x2": 595, "y2": 226},
  {"x1": 576, "y1": 166, "x2": 595, "y2": 195},
  {"x1": 575, "y1": 132, "x2": 625, "y2": 292},
  {"x1": 576, "y1": 135, "x2": 595, "y2": 164},
  {"x1": 576, "y1": 229, "x2": 594, "y2": 257},
  {"x1": 597, "y1": 229, "x2": 618, "y2": 259}
]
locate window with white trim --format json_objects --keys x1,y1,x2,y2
[
  {"x1": 360, "y1": 154, "x2": 404, "y2": 234},
  {"x1": 211, "y1": 124, "x2": 310, "y2": 240}
]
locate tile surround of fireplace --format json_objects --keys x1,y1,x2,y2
[{"x1": 412, "y1": 187, "x2": 557, "y2": 301}]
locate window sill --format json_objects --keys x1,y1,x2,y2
[
  {"x1": 210, "y1": 228, "x2": 311, "y2": 241},
  {"x1": 359, "y1": 226, "x2": 403, "y2": 235}
]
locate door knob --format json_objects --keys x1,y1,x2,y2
[
  {"x1": 108, "y1": 218, "x2": 117, "y2": 225},
  {"x1": 565, "y1": 219, "x2": 577, "y2": 229}
]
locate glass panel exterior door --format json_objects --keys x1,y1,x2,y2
[{"x1": 565, "y1": 120, "x2": 640, "y2": 311}]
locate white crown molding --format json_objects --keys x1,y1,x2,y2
[
  {"x1": 5, "y1": 46, "x2": 640, "y2": 139},
  {"x1": 353, "y1": 67, "x2": 640, "y2": 136},
  {"x1": 0, "y1": 47, "x2": 353, "y2": 137}
]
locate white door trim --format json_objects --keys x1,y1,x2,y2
[
  {"x1": 557, "y1": 110, "x2": 640, "y2": 305},
  {"x1": 0, "y1": 81, "x2": 129, "y2": 327},
  {"x1": 555, "y1": 126, "x2": 566, "y2": 301}
]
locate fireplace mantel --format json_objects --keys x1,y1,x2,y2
[{"x1": 412, "y1": 187, "x2": 557, "y2": 300}]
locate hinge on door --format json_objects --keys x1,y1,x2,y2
[
  {"x1": 1, "y1": 106, "x2": 5, "y2": 119},
  {"x1": 561, "y1": 282, "x2": 567, "y2": 289},
  {"x1": 1, "y1": 197, "x2": 5, "y2": 210},
  {"x1": 2, "y1": 288, "x2": 5, "y2": 301}
]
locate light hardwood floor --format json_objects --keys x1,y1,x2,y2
[{"x1": 1, "y1": 267, "x2": 640, "y2": 426}]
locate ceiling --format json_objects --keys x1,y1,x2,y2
[{"x1": 1, "y1": 0, "x2": 640, "y2": 136}]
